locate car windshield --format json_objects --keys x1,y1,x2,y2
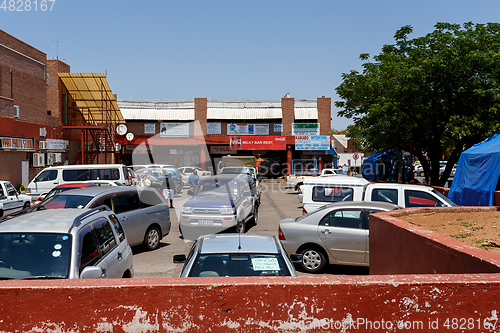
[
  {"x1": 188, "y1": 253, "x2": 291, "y2": 277},
  {"x1": 432, "y1": 189, "x2": 458, "y2": 207},
  {"x1": 221, "y1": 168, "x2": 255, "y2": 179},
  {"x1": 38, "y1": 194, "x2": 93, "y2": 209},
  {"x1": 0, "y1": 232, "x2": 71, "y2": 280},
  {"x1": 196, "y1": 179, "x2": 239, "y2": 196},
  {"x1": 43, "y1": 186, "x2": 87, "y2": 201}
]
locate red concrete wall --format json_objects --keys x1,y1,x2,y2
[
  {"x1": 495, "y1": 191, "x2": 500, "y2": 206},
  {"x1": 0, "y1": 275, "x2": 500, "y2": 332},
  {"x1": 370, "y1": 207, "x2": 500, "y2": 275}
]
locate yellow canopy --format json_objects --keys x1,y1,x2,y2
[{"x1": 59, "y1": 73, "x2": 124, "y2": 123}]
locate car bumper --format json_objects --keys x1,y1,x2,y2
[{"x1": 179, "y1": 214, "x2": 237, "y2": 241}]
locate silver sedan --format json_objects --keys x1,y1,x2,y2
[{"x1": 278, "y1": 201, "x2": 399, "y2": 273}]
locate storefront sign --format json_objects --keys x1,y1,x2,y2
[
  {"x1": 230, "y1": 136, "x2": 286, "y2": 150},
  {"x1": 160, "y1": 123, "x2": 190, "y2": 137},
  {"x1": 207, "y1": 123, "x2": 222, "y2": 135},
  {"x1": 46, "y1": 139, "x2": 69, "y2": 150},
  {"x1": 292, "y1": 123, "x2": 320, "y2": 135},
  {"x1": 227, "y1": 124, "x2": 269, "y2": 135},
  {"x1": 274, "y1": 124, "x2": 283, "y2": 132},
  {"x1": 295, "y1": 136, "x2": 330, "y2": 150},
  {"x1": 210, "y1": 146, "x2": 237, "y2": 154},
  {"x1": 144, "y1": 123, "x2": 156, "y2": 134},
  {"x1": 0, "y1": 137, "x2": 34, "y2": 150},
  {"x1": 125, "y1": 145, "x2": 153, "y2": 154}
]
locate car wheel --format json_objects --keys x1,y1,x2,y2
[
  {"x1": 144, "y1": 226, "x2": 161, "y2": 251},
  {"x1": 235, "y1": 220, "x2": 245, "y2": 234},
  {"x1": 23, "y1": 202, "x2": 30, "y2": 211},
  {"x1": 300, "y1": 247, "x2": 327, "y2": 274},
  {"x1": 0, "y1": 210, "x2": 3, "y2": 217}
]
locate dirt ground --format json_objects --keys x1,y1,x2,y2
[{"x1": 399, "y1": 211, "x2": 500, "y2": 255}]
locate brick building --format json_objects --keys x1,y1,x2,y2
[{"x1": 117, "y1": 96, "x2": 333, "y2": 177}]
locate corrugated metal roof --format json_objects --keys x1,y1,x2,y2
[
  {"x1": 207, "y1": 107, "x2": 282, "y2": 119},
  {"x1": 59, "y1": 73, "x2": 124, "y2": 123},
  {"x1": 119, "y1": 108, "x2": 195, "y2": 120},
  {"x1": 294, "y1": 107, "x2": 318, "y2": 119}
]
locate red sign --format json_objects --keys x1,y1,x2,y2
[
  {"x1": 0, "y1": 137, "x2": 34, "y2": 150},
  {"x1": 230, "y1": 136, "x2": 286, "y2": 150}
]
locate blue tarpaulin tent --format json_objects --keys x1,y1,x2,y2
[
  {"x1": 362, "y1": 150, "x2": 398, "y2": 181},
  {"x1": 449, "y1": 134, "x2": 500, "y2": 206}
]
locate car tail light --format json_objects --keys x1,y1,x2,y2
[
  {"x1": 37, "y1": 196, "x2": 44, "y2": 202},
  {"x1": 278, "y1": 226, "x2": 286, "y2": 241},
  {"x1": 302, "y1": 207, "x2": 307, "y2": 215},
  {"x1": 178, "y1": 176, "x2": 182, "y2": 181},
  {"x1": 201, "y1": 172, "x2": 206, "y2": 176}
]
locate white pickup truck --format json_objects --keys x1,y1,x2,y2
[
  {"x1": 298, "y1": 176, "x2": 457, "y2": 214},
  {"x1": 285, "y1": 168, "x2": 347, "y2": 191},
  {"x1": 0, "y1": 181, "x2": 32, "y2": 217}
]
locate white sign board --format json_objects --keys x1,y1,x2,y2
[{"x1": 160, "y1": 123, "x2": 190, "y2": 137}]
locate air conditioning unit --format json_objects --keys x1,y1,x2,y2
[
  {"x1": 47, "y1": 153, "x2": 54, "y2": 165},
  {"x1": 33, "y1": 153, "x2": 45, "y2": 167},
  {"x1": 13, "y1": 105, "x2": 19, "y2": 118},
  {"x1": 39, "y1": 141, "x2": 48, "y2": 150},
  {"x1": 54, "y1": 153, "x2": 62, "y2": 163}
]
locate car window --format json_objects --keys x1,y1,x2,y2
[
  {"x1": 63, "y1": 169, "x2": 90, "y2": 181},
  {"x1": 139, "y1": 189, "x2": 164, "y2": 207},
  {"x1": 35, "y1": 169, "x2": 58, "y2": 182},
  {"x1": 113, "y1": 193, "x2": 141, "y2": 214},
  {"x1": 371, "y1": 189, "x2": 398, "y2": 204},
  {"x1": 6, "y1": 184, "x2": 17, "y2": 196},
  {"x1": 319, "y1": 209, "x2": 363, "y2": 229},
  {"x1": 185, "y1": 167, "x2": 194, "y2": 173},
  {"x1": 197, "y1": 180, "x2": 239, "y2": 196},
  {"x1": 0, "y1": 186, "x2": 4, "y2": 197},
  {"x1": 41, "y1": 194, "x2": 93, "y2": 209},
  {"x1": 92, "y1": 218, "x2": 117, "y2": 256},
  {"x1": 91, "y1": 196, "x2": 113, "y2": 211},
  {"x1": 79, "y1": 225, "x2": 101, "y2": 273},
  {"x1": 312, "y1": 186, "x2": 353, "y2": 202},
  {"x1": 363, "y1": 209, "x2": 384, "y2": 230},
  {"x1": 90, "y1": 168, "x2": 120, "y2": 181},
  {"x1": 108, "y1": 214, "x2": 126, "y2": 242},
  {"x1": 405, "y1": 190, "x2": 440, "y2": 208},
  {"x1": 0, "y1": 232, "x2": 71, "y2": 279},
  {"x1": 188, "y1": 253, "x2": 291, "y2": 277}
]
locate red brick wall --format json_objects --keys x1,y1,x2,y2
[
  {"x1": 0, "y1": 30, "x2": 47, "y2": 124},
  {"x1": 194, "y1": 98, "x2": 207, "y2": 135},
  {"x1": 317, "y1": 96, "x2": 331, "y2": 135},
  {"x1": 0, "y1": 151, "x2": 26, "y2": 186},
  {"x1": 46, "y1": 59, "x2": 70, "y2": 121},
  {"x1": 281, "y1": 97, "x2": 294, "y2": 136}
]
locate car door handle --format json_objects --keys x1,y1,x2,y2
[{"x1": 321, "y1": 229, "x2": 332, "y2": 235}]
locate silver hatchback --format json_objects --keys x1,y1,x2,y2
[
  {"x1": 34, "y1": 187, "x2": 171, "y2": 251},
  {"x1": 278, "y1": 201, "x2": 400, "y2": 273}
]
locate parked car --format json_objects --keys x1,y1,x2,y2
[
  {"x1": 89, "y1": 180, "x2": 125, "y2": 187},
  {"x1": 180, "y1": 175, "x2": 259, "y2": 241},
  {"x1": 278, "y1": 201, "x2": 400, "y2": 273},
  {"x1": 33, "y1": 182, "x2": 98, "y2": 206},
  {"x1": 173, "y1": 234, "x2": 300, "y2": 277},
  {"x1": 178, "y1": 167, "x2": 212, "y2": 186},
  {"x1": 26, "y1": 164, "x2": 132, "y2": 199},
  {"x1": 0, "y1": 181, "x2": 32, "y2": 217},
  {"x1": 33, "y1": 187, "x2": 171, "y2": 251},
  {"x1": 0, "y1": 206, "x2": 134, "y2": 279}
]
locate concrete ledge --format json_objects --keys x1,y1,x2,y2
[
  {"x1": 1, "y1": 275, "x2": 500, "y2": 332},
  {"x1": 370, "y1": 206, "x2": 500, "y2": 275}
]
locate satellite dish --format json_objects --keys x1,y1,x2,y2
[
  {"x1": 126, "y1": 133, "x2": 134, "y2": 141},
  {"x1": 116, "y1": 124, "x2": 127, "y2": 136}
]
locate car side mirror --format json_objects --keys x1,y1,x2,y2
[
  {"x1": 173, "y1": 254, "x2": 186, "y2": 263},
  {"x1": 290, "y1": 254, "x2": 302, "y2": 263},
  {"x1": 187, "y1": 189, "x2": 194, "y2": 196},
  {"x1": 80, "y1": 266, "x2": 104, "y2": 279}
]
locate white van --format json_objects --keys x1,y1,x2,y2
[{"x1": 26, "y1": 164, "x2": 132, "y2": 198}]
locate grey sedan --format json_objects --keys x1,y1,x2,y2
[
  {"x1": 278, "y1": 201, "x2": 399, "y2": 273},
  {"x1": 174, "y1": 234, "x2": 300, "y2": 277}
]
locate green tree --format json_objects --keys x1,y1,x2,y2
[{"x1": 336, "y1": 22, "x2": 500, "y2": 186}]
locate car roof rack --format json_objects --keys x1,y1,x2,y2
[{"x1": 72, "y1": 205, "x2": 111, "y2": 228}]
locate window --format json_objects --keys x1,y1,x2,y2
[
  {"x1": 371, "y1": 189, "x2": 398, "y2": 204},
  {"x1": 113, "y1": 193, "x2": 141, "y2": 214},
  {"x1": 63, "y1": 169, "x2": 90, "y2": 181},
  {"x1": 35, "y1": 170, "x2": 57, "y2": 182},
  {"x1": 5, "y1": 184, "x2": 16, "y2": 196},
  {"x1": 312, "y1": 186, "x2": 353, "y2": 202},
  {"x1": 363, "y1": 209, "x2": 384, "y2": 230},
  {"x1": 139, "y1": 189, "x2": 163, "y2": 208},
  {"x1": 405, "y1": 190, "x2": 440, "y2": 207},
  {"x1": 41, "y1": 194, "x2": 93, "y2": 209},
  {"x1": 79, "y1": 226, "x2": 100, "y2": 272},
  {"x1": 89, "y1": 168, "x2": 120, "y2": 181},
  {"x1": 91, "y1": 196, "x2": 113, "y2": 211},
  {"x1": 108, "y1": 214, "x2": 126, "y2": 242},
  {"x1": 92, "y1": 218, "x2": 117, "y2": 256},
  {"x1": 319, "y1": 209, "x2": 363, "y2": 229}
]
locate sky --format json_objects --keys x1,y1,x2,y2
[{"x1": 2, "y1": 0, "x2": 500, "y2": 130}]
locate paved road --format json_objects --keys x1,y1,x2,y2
[{"x1": 131, "y1": 182, "x2": 368, "y2": 278}]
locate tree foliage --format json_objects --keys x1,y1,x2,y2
[{"x1": 336, "y1": 22, "x2": 500, "y2": 186}]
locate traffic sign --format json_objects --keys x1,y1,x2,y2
[{"x1": 353, "y1": 153, "x2": 360, "y2": 160}]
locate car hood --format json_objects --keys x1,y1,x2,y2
[{"x1": 184, "y1": 195, "x2": 240, "y2": 208}]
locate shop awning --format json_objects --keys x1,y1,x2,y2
[{"x1": 59, "y1": 73, "x2": 124, "y2": 124}]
